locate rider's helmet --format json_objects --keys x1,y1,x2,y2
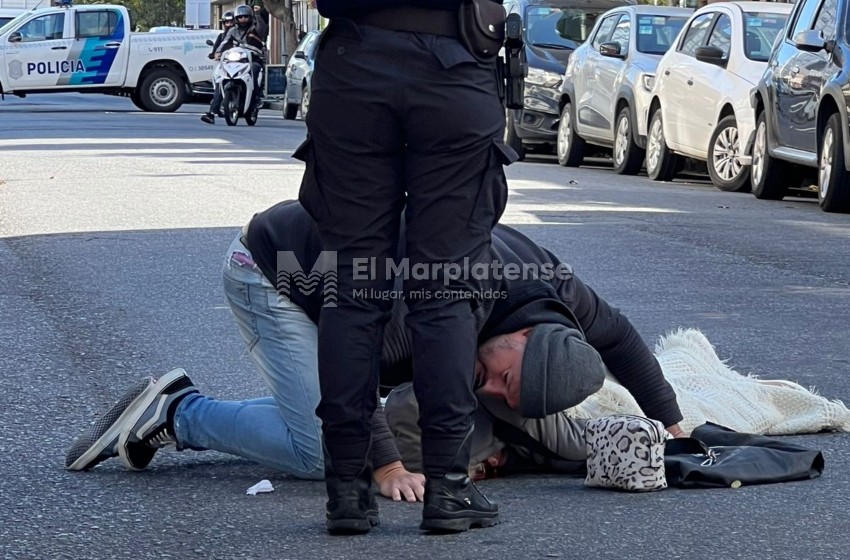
[
  {"x1": 222, "y1": 11, "x2": 235, "y2": 27},
  {"x1": 234, "y1": 5, "x2": 253, "y2": 30}
]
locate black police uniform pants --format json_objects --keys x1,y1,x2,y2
[{"x1": 296, "y1": 19, "x2": 516, "y2": 477}]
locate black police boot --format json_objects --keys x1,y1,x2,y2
[
  {"x1": 420, "y1": 431, "x2": 500, "y2": 533},
  {"x1": 324, "y1": 442, "x2": 379, "y2": 535}
]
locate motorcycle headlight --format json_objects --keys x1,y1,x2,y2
[
  {"x1": 225, "y1": 51, "x2": 246, "y2": 63},
  {"x1": 526, "y1": 67, "x2": 563, "y2": 88},
  {"x1": 642, "y1": 73, "x2": 656, "y2": 92}
]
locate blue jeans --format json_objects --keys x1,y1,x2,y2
[{"x1": 172, "y1": 234, "x2": 324, "y2": 479}]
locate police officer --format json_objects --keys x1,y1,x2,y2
[{"x1": 303, "y1": 0, "x2": 515, "y2": 535}]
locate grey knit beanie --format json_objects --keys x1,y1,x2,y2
[{"x1": 519, "y1": 323, "x2": 607, "y2": 418}]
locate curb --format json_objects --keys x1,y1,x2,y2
[{"x1": 263, "y1": 99, "x2": 286, "y2": 112}]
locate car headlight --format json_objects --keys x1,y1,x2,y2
[
  {"x1": 526, "y1": 67, "x2": 563, "y2": 88},
  {"x1": 225, "y1": 51, "x2": 246, "y2": 62},
  {"x1": 642, "y1": 73, "x2": 655, "y2": 92}
]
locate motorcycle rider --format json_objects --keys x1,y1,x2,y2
[
  {"x1": 201, "y1": 11, "x2": 236, "y2": 124},
  {"x1": 204, "y1": 4, "x2": 265, "y2": 123}
]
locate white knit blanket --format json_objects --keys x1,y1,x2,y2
[{"x1": 565, "y1": 328, "x2": 850, "y2": 435}]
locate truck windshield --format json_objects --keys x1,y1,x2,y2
[
  {"x1": 526, "y1": 6, "x2": 604, "y2": 50},
  {"x1": 636, "y1": 15, "x2": 688, "y2": 55},
  {"x1": 743, "y1": 11, "x2": 789, "y2": 62}
]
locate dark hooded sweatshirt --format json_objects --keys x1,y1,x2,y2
[
  {"x1": 316, "y1": 0, "x2": 461, "y2": 18},
  {"x1": 246, "y1": 201, "x2": 684, "y2": 464}
]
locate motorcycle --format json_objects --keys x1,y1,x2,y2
[{"x1": 207, "y1": 40, "x2": 263, "y2": 126}]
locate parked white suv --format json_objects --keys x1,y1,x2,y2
[
  {"x1": 559, "y1": 5, "x2": 691, "y2": 174},
  {"x1": 645, "y1": 1, "x2": 792, "y2": 191}
]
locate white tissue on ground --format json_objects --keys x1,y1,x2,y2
[{"x1": 246, "y1": 479, "x2": 275, "y2": 495}]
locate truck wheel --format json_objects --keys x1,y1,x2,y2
[
  {"x1": 751, "y1": 111, "x2": 795, "y2": 200},
  {"x1": 707, "y1": 115, "x2": 750, "y2": 192},
  {"x1": 818, "y1": 112, "x2": 850, "y2": 213},
  {"x1": 223, "y1": 89, "x2": 240, "y2": 126},
  {"x1": 129, "y1": 91, "x2": 146, "y2": 111},
  {"x1": 283, "y1": 99, "x2": 298, "y2": 120},
  {"x1": 504, "y1": 109, "x2": 526, "y2": 161},
  {"x1": 646, "y1": 108, "x2": 678, "y2": 181},
  {"x1": 139, "y1": 68, "x2": 185, "y2": 113}
]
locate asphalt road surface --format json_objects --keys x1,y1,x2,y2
[{"x1": 1, "y1": 94, "x2": 848, "y2": 560}]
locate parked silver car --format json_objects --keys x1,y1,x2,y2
[
  {"x1": 503, "y1": 0, "x2": 636, "y2": 160},
  {"x1": 283, "y1": 30, "x2": 321, "y2": 120},
  {"x1": 559, "y1": 5, "x2": 691, "y2": 173}
]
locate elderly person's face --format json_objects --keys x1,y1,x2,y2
[{"x1": 474, "y1": 328, "x2": 532, "y2": 410}]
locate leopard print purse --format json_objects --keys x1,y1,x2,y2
[{"x1": 584, "y1": 415, "x2": 669, "y2": 492}]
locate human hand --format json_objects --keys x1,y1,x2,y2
[
  {"x1": 666, "y1": 423, "x2": 687, "y2": 438},
  {"x1": 469, "y1": 450, "x2": 508, "y2": 481},
  {"x1": 374, "y1": 461, "x2": 425, "y2": 502}
]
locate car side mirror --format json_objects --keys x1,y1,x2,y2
[
  {"x1": 793, "y1": 29, "x2": 827, "y2": 52},
  {"x1": 8, "y1": 31, "x2": 22, "y2": 43},
  {"x1": 695, "y1": 45, "x2": 727, "y2": 67},
  {"x1": 206, "y1": 39, "x2": 214, "y2": 46},
  {"x1": 599, "y1": 41, "x2": 625, "y2": 59}
]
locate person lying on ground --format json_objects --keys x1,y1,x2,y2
[{"x1": 66, "y1": 200, "x2": 685, "y2": 496}]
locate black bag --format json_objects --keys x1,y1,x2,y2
[
  {"x1": 664, "y1": 423, "x2": 825, "y2": 488},
  {"x1": 458, "y1": 0, "x2": 506, "y2": 62}
]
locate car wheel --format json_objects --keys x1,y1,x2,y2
[
  {"x1": 556, "y1": 101, "x2": 585, "y2": 167},
  {"x1": 283, "y1": 84, "x2": 298, "y2": 121},
  {"x1": 300, "y1": 82, "x2": 311, "y2": 120},
  {"x1": 707, "y1": 115, "x2": 750, "y2": 192},
  {"x1": 818, "y1": 112, "x2": 850, "y2": 213},
  {"x1": 751, "y1": 111, "x2": 794, "y2": 200},
  {"x1": 504, "y1": 109, "x2": 526, "y2": 161},
  {"x1": 646, "y1": 109, "x2": 677, "y2": 181},
  {"x1": 612, "y1": 106, "x2": 644, "y2": 175},
  {"x1": 138, "y1": 68, "x2": 185, "y2": 113}
]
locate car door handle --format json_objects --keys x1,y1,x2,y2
[
  {"x1": 95, "y1": 42, "x2": 122, "y2": 50},
  {"x1": 51, "y1": 45, "x2": 67, "y2": 50},
  {"x1": 790, "y1": 66, "x2": 800, "y2": 75},
  {"x1": 687, "y1": 78, "x2": 694, "y2": 86}
]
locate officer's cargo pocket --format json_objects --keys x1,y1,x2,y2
[
  {"x1": 468, "y1": 138, "x2": 518, "y2": 233},
  {"x1": 294, "y1": 137, "x2": 329, "y2": 223},
  {"x1": 432, "y1": 38, "x2": 480, "y2": 69}
]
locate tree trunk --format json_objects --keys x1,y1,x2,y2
[{"x1": 263, "y1": 0, "x2": 299, "y2": 59}]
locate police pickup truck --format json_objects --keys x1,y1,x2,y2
[{"x1": 0, "y1": 2, "x2": 219, "y2": 111}]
